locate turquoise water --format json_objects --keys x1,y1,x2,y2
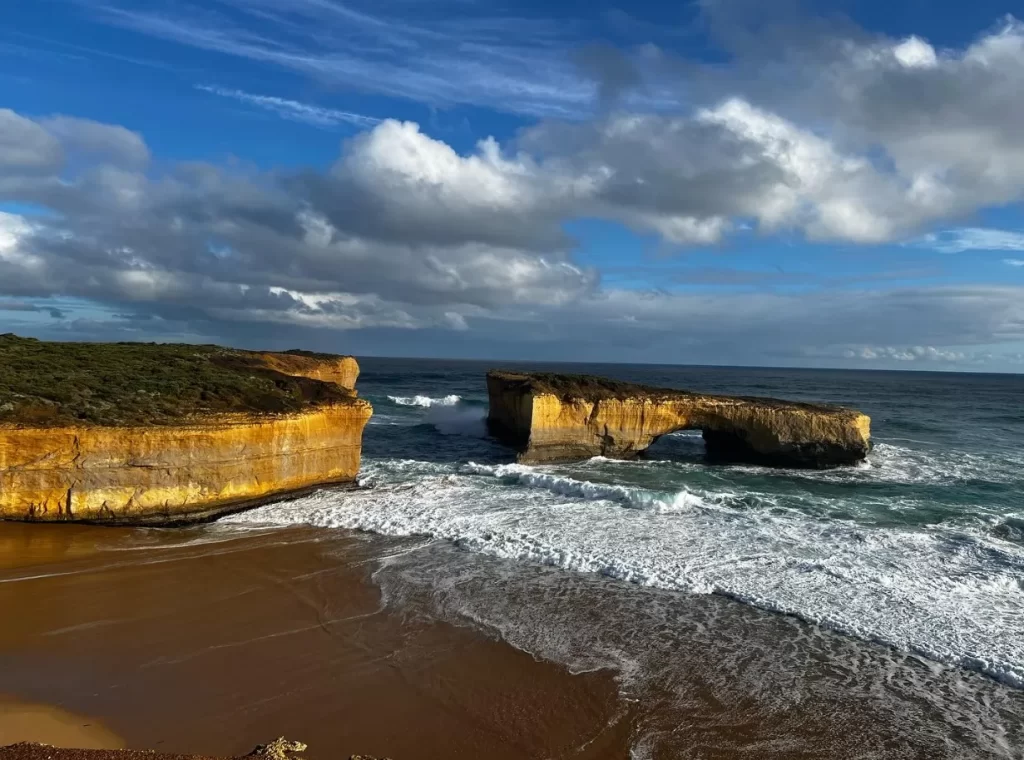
[{"x1": 228, "y1": 360, "x2": 1024, "y2": 756}]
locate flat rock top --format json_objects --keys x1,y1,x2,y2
[
  {"x1": 487, "y1": 370, "x2": 857, "y2": 416},
  {"x1": 0, "y1": 334, "x2": 359, "y2": 429}
]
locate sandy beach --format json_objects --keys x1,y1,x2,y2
[
  {"x1": 2, "y1": 517, "x2": 1021, "y2": 759},
  {"x1": 0, "y1": 523, "x2": 630, "y2": 759}
]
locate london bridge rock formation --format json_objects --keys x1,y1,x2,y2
[
  {"x1": 0, "y1": 336, "x2": 371, "y2": 523},
  {"x1": 487, "y1": 371, "x2": 871, "y2": 468}
]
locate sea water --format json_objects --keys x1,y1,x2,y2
[{"x1": 226, "y1": 359, "x2": 1024, "y2": 756}]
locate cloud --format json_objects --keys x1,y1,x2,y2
[
  {"x1": 842, "y1": 345, "x2": 966, "y2": 362},
  {"x1": 0, "y1": 298, "x2": 66, "y2": 319},
  {"x1": 8, "y1": 8, "x2": 1024, "y2": 366},
  {"x1": 196, "y1": 85, "x2": 380, "y2": 129},
  {"x1": 92, "y1": 1, "x2": 598, "y2": 118},
  {"x1": 892, "y1": 37, "x2": 939, "y2": 69},
  {"x1": 913, "y1": 228, "x2": 1024, "y2": 253},
  {"x1": 77, "y1": 3, "x2": 1024, "y2": 242},
  {"x1": 3, "y1": 104, "x2": 1024, "y2": 366},
  {"x1": 0, "y1": 109, "x2": 62, "y2": 169},
  {"x1": 572, "y1": 43, "x2": 643, "y2": 109},
  {"x1": 0, "y1": 110, "x2": 596, "y2": 336},
  {"x1": 41, "y1": 115, "x2": 150, "y2": 168},
  {"x1": 1004, "y1": 258, "x2": 1024, "y2": 267}
]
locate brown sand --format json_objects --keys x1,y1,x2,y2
[
  {"x1": 0, "y1": 523, "x2": 633, "y2": 759},
  {"x1": 0, "y1": 702, "x2": 123, "y2": 750},
  {"x1": 0, "y1": 744, "x2": 227, "y2": 760},
  {"x1": 0, "y1": 737, "x2": 315, "y2": 760}
]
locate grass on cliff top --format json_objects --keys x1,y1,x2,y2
[
  {"x1": 489, "y1": 370, "x2": 684, "y2": 400},
  {"x1": 0, "y1": 334, "x2": 355, "y2": 428},
  {"x1": 488, "y1": 370, "x2": 848, "y2": 412}
]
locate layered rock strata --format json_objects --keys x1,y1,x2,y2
[
  {"x1": 487, "y1": 371, "x2": 871, "y2": 468},
  {"x1": 0, "y1": 352, "x2": 371, "y2": 524}
]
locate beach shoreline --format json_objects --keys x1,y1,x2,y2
[
  {"x1": 2, "y1": 515, "x2": 1021, "y2": 759},
  {"x1": 0, "y1": 523, "x2": 631, "y2": 759}
]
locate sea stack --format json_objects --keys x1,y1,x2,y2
[
  {"x1": 0, "y1": 336, "x2": 372, "y2": 523},
  {"x1": 487, "y1": 370, "x2": 871, "y2": 468}
]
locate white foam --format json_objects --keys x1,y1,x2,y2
[
  {"x1": 426, "y1": 405, "x2": 487, "y2": 437},
  {"x1": 227, "y1": 459, "x2": 1024, "y2": 690},
  {"x1": 388, "y1": 394, "x2": 462, "y2": 407},
  {"x1": 463, "y1": 462, "x2": 713, "y2": 512},
  {"x1": 371, "y1": 542, "x2": 1024, "y2": 759}
]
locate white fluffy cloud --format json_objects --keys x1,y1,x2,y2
[
  {"x1": 6, "y1": 15, "x2": 1024, "y2": 364},
  {"x1": 0, "y1": 111, "x2": 598, "y2": 333}
]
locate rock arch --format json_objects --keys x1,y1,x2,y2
[{"x1": 486, "y1": 371, "x2": 871, "y2": 469}]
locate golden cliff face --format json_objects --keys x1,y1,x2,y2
[
  {"x1": 487, "y1": 372, "x2": 871, "y2": 468},
  {"x1": 253, "y1": 353, "x2": 360, "y2": 392},
  {"x1": 0, "y1": 402, "x2": 371, "y2": 523},
  {"x1": 0, "y1": 354, "x2": 372, "y2": 524}
]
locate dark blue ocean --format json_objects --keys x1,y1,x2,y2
[{"x1": 228, "y1": 360, "x2": 1024, "y2": 758}]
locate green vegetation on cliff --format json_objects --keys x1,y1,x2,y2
[
  {"x1": 488, "y1": 370, "x2": 846, "y2": 411},
  {"x1": 0, "y1": 334, "x2": 354, "y2": 427},
  {"x1": 487, "y1": 370, "x2": 681, "y2": 401}
]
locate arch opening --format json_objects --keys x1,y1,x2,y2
[{"x1": 644, "y1": 427, "x2": 706, "y2": 463}]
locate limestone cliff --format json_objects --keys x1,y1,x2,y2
[
  {"x1": 0, "y1": 341, "x2": 372, "y2": 523},
  {"x1": 251, "y1": 351, "x2": 360, "y2": 393},
  {"x1": 487, "y1": 371, "x2": 871, "y2": 468}
]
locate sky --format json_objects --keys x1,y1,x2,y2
[{"x1": 2, "y1": 0, "x2": 1024, "y2": 370}]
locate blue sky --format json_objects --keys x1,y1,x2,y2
[{"x1": 2, "y1": 0, "x2": 1024, "y2": 370}]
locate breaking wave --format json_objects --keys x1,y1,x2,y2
[
  {"x1": 228, "y1": 457, "x2": 1024, "y2": 691},
  {"x1": 388, "y1": 394, "x2": 462, "y2": 407}
]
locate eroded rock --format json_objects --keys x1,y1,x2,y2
[
  {"x1": 0, "y1": 345, "x2": 372, "y2": 523},
  {"x1": 487, "y1": 371, "x2": 871, "y2": 468}
]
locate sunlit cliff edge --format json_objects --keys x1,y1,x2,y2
[
  {"x1": 0, "y1": 337, "x2": 371, "y2": 523},
  {"x1": 487, "y1": 371, "x2": 871, "y2": 468}
]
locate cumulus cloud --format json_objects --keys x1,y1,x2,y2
[
  {"x1": 6, "y1": 12, "x2": 1024, "y2": 365},
  {"x1": 0, "y1": 111, "x2": 597, "y2": 335},
  {"x1": 892, "y1": 37, "x2": 939, "y2": 69},
  {"x1": 509, "y1": 14, "x2": 1024, "y2": 248},
  {"x1": 41, "y1": 116, "x2": 150, "y2": 168},
  {"x1": 0, "y1": 109, "x2": 62, "y2": 170},
  {"x1": 3, "y1": 105, "x2": 1024, "y2": 364}
]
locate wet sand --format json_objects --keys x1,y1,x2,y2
[
  {"x1": 0, "y1": 702, "x2": 123, "y2": 750},
  {"x1": 3, "y1": 521, "x2": 1022, "y2": 759},
  {"x1": 0, "y1": 523, "x2": 631, "y2": 759},
  {"x1": 0, "y1": 738, "x2": 306, "y2": 760}
]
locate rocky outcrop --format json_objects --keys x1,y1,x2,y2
[
  {"x1": 251, "y1": 352, "x2": 360, "y2": 393},
  {"x1": 487, "y1": 371, "x2": 871, "y2": 468},
  {"x1": 0, "y1": 353, "x2": 372, "y2": 524}
]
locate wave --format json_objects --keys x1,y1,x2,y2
[
  {"x1": 463, "y1": 462, "x2": 714, "y2": 512},
  {"x1": 227, "y1": 460, "x2": 1024, "y2": 690},
  {"x1": 426, "y1": 405, "x2": 487, "y2": 437},
  {"x1": 388, "y1": 394, "x2": 462, "y2": 407},
  {"x1": 371, "y1": 541, "x2": 1023, "y2": 759},
  {"x1": 706, "y1": 441, "x2": 1023, "y2": 487}
]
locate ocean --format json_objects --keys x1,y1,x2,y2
[{"x1": 226, "y1": 359, "x2": 1024, "y2": 757}]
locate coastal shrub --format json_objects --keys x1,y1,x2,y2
[{"x1": 0, "y1": 334, "x2": 352, "y2": 427}]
